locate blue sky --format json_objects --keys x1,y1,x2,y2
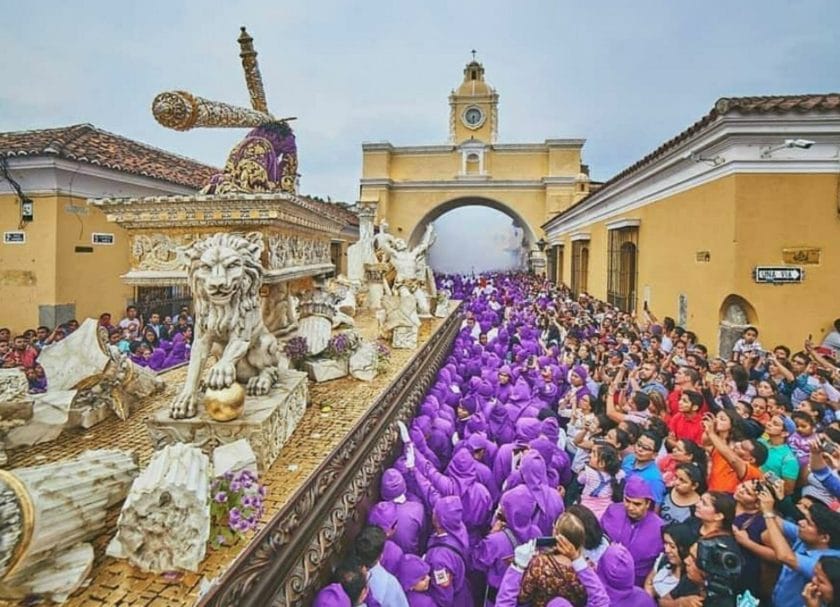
[{"x1": 2, "y1": 0, "x2": 838, "y2": 205}]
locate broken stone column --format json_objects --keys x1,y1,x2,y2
[
  {"x1": 107, "y1": 443, "x2": 210, "y2": 573},
  {"x1": 0, "y1": 449, "x2": 139, "y2": 603},
  {"x1": 349, "y1": 341, "x2": 379, "y2": 382},
  {"x1": 0, "y1": 370, "x2": 33, "y2": 467},
  {"x1": 296, "y1": 291, "x2": 337, "y2": 356},
  {"x1": 364, "y1": 263, "x2": 389, "y2": 311}
]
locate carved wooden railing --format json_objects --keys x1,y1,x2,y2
[{"x1": 198, "y1": 304, "x2": 462, "y2": 607}]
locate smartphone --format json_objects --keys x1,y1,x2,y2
[
  {"x1": 535, "y1": 536, "x2": 557, "y2": 548},
  {"x1": 824, "y1": 440, "x2": 839, "y2": 455}
]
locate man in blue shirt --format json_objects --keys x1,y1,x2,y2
[
  {"x1": 621, "y1": 430, "x2": 666, "y2": 505},
  {"x1": 759, "y1": 488, "x2": 840, "y2": 607}
]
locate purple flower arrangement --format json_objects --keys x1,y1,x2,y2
[
  {"x1": 324, "y1": 331, "x2": 359, "y2": 361},
  {"x1": 376, "y1": 341, "x2": 392, "y2": 374},
  {"x1": 282, "y1": 336, "x2": 310, "y2": 364},
  {"x1": 209, "y1": 469, "x2": 267, "y2": 549}
]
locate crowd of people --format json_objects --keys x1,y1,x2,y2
[
  {"x1": 1, "y1": 304, "x2": 193, "y2": 392},
  {"x1": 315, "y1": 273, "x2": 840, "y2": 607}
]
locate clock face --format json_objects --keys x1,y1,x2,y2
[{"x1": 463, "y1": 107, "x2": 484, "y2": 128}]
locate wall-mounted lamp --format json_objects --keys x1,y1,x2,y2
[
  {"x1": 689, "y1": 152, "x2": 725, "y2": 167},
  {"x1": 536, "y1": 238, "x2": 547, "y2": 252},
  {"x1": 20, "y1": 197, "x2": 34, "y2": 222},
  {"x1": 760, "y1": 138, "x2": 815, "y2": 159}
]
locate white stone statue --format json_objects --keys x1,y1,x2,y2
[
  {"x1": 346, "y1": 204, "x2": 377, "y2": 283},
  {"x1": 378, "y1": 224, "x2": 437, "y2": 317},
  {"x1": 171, "y1": 232, "x2": 282, "y2": 419},
  {"x1": 373, "y1": 219, "x2": 396, "y2": 262}
]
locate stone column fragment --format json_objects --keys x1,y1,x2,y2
[
  {"x1": 107, "y1": 443, "x2": 210, "y2": 573},
  {"x1": 0, "y1": 449, "x2": 139, "y2": 603}
]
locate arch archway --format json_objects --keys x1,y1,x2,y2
[
  {"x1": 407, "y1": 196, "x2": 539, "y2": 249},
  {"x1": 717, "y1": 294, "x2": 759, "y2": 358}
]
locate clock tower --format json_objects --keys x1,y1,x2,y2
[{"x1": 449, "y1": 56, "x2": 498, "y2": 144}]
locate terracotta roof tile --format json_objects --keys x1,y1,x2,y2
[
  {"x1": 0, "y1": 124, "x2": 218, "y2": 189},
  {"x1": 545, "y1": 93, "x2": 840, "y2": 227},
  {"x1": 298, "y1": 195, "x2": 359, "y2": 227}
]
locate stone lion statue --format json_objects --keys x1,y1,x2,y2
[{"x1": 170, "y1": 232, "x2": 280, "y2": 419}]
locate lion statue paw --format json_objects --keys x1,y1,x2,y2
[
  {"x1": 207, "y1": 361, "x2": 237, "y2": 390},
  {"x1": 170, "y1": 389, "x2": 199, "y2": 419}
]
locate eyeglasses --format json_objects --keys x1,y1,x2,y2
[{"x1": 636, "y1": 443, "x2": 655, "y2": 452}]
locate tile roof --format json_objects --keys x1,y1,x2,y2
[
  {"x1": 0, "y1": 123, "x2": 218, "y2": 189},
  {"x1": 544, "y1": 93, "x2": 840, "y2": 228},
  {"x1": 298, "y1": 195, "x2": 359, "y2": 227}
]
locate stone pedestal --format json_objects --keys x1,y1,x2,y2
[
  {"x1": 304, "y1": 358, "x2": 349, "y2": 383},
  {"x1": 146, "y1": 371, "x2": 308, "y2": 474},
  {"x1": 392, "y1": 326, "x2": 419, "y2": 349}
]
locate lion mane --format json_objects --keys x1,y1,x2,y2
[{"x1": 186, "y1": 232, "x2": 264, "y2": 337}]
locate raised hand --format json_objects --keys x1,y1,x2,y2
[{"x1": 397, "y1": 420, "x2": 410, "y2": 443}]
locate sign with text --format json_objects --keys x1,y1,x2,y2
[
  {"x1": 4, "y1": 231, "x2": 25, "y2": 244},
  {"x1": 782, "y1": 247, "x2": 821, "y2": 265},
  {"x1": 92, "y1": 233, "x2": 115, "y2": 245},
  {"x1": 754, "y1": 266, "x2": 804, "y2": 284}
]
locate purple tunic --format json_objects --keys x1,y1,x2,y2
[
  {"x1": 397, "y1": 555, "x2": 437, "y2": 606},
  {"x1": 425, "y1": 497, "x2": 471, "y2": 607},
  {"x1": 412, "y1": 449, "x2": 493, "y2": 544},
  {"x1": 502, "y1": 451, "x2": 565, "y2": 535},
  {"x1": 596, "y1": 544, "x2": 656, "y2": 606},
  {"x1": 473, "y1": 492, "x2": 542, "y2": 598},
  {"x1": 599, "y1": 502, "x2": 664, "y2": 587},
  {"x1": 314, "y1": 583, "x2": 351, "y2": 607}
]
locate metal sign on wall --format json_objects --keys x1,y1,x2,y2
[
  {"x1": 92, "y1": 232, "x2": 115, "y2": 245},
  {"x1": 753, "y1": 266, "x2": 804, "y2": 284},
  {"x1": 4, "y1": 232, "x2": 25, "y2": 244}
]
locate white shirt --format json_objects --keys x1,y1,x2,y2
[{"x1": 368, "y1": 563, "x2": 408, "y2": 607}]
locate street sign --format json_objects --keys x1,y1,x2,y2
[
  {"x1": 754, "y1": 266, "x2": 804, "y2": 284},
  {"x1": 92, "y1": 232, "x2": 115, "y2": 245}
]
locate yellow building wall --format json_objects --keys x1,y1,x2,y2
[
  {"x1": 548, "y1": 149, "x2": 583, "y2": 176},
  {"x1": 731, "y1": 173, "x2": 840, "y2": 348},
  {"x1": 361, "y1": 145, "x2": 586, "y2": 245},
  {"x1": 0, "y1": 193, "x2": 59, "y2": 331},
  {"x1": 388, "y1": 154, "x2": 461, "y2": 181},
  {"x1": 559, "y1": 175, "x2": 739, "y2": 349},
  {"x1": 55, "y1": 194, "x2": 133, "y2": 325},
  {"x1": 555, "y1": 171, "x2": 840, "y2": 352},
  {"x1": 361, "y1": 151, "x2": 391, "y2": 179},
  {"x1": 484, "y1": 152, "x2": 548, "y2": 180}
]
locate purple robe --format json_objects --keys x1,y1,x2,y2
[
  {"x1": 379, "y1": 469, "x2": 427, "y2": 554},
  {"x1": 425, "y1": 497, "x2": 471, "y2": 607},
  {"x1": 508, "y1": 451, "x2": 564, "y2": 535},
  {"x1": 473, "y1": 491, "x2": 541, "y2": 598},
  {"x1": 314, "y1": 583, "x2": 350, "y2": 607},
  {"x1": 412, "y1": 449, "x2": 492, "y2": 544},
  {"x1": 397, "y1": 555, "x2": 437, "y2": 607},
  {"x1": 596, "y1": 544, "x2": 656, "y2": 606},
  {"x1": 599, "y1": 502, "x2": 664, "y2": 587}
]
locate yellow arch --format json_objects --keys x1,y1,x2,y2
[{"x1": 406, "y1": 196, "x2": 539, "y2": 248}]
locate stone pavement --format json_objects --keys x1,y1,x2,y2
[{"x1": 1, "y1": 312, "x2": 442, "y2": 607}]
